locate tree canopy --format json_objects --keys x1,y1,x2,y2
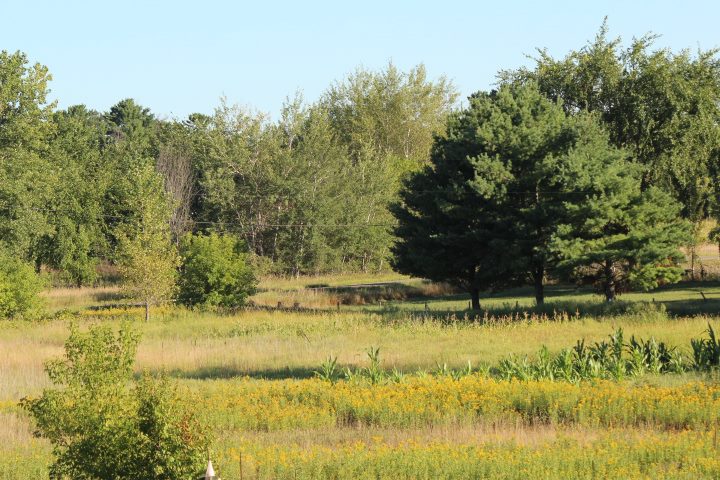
[
  {"x1": 393, "y1": 84, "x2": 692, "y2": 306},
  {"x1": 1, "y1": 22, "x2": 718, "y2": 312}
]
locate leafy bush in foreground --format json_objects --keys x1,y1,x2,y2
[{"x1": 22, "y1": 323, "x2": 207, "y2": 479}]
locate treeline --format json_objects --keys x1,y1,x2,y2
[
  {"x1": 393, "y1": 24, "x2": 720, "y2": 307},
  {"x1": 0, "y1": 54, "x2": 455, "y2": 284},
  {"x1": 2, "y1": 23, "x2": 720, "y2": 293}
]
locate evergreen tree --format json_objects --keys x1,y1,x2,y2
[
  {"x1": 554, "y1": 186, "x2": 692, "y2": 301},
  {"x1": 105, "y1": 98, "x2": 157, "y2": 156},
  {"x1": 393, "y1": 84, "x2": 686, "y2": 306},
  {"x1": 500, "y1": 21, "x2": 720, "y2": 225}
]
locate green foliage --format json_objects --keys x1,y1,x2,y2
[
  {"x1": 0, "y1": 37, "x2": 716, "y2": 296},
  {"x1": 501, "y1": 21, "x2": 720, "y2": 224},
  {"x1": 392, "y1": 83, "x2": 633, "y2": 307},
  {"x1": 710, "y1": 225, "x2": 720, "y2": 249},
  {"x1": 323, "y1": 62, "x2": 457, "y2": 167},
  {"x1": 691, "y1": 323, "x2": 720, "y2": 370},
  {"x1": 0, "y1": 249, "x2": 45, "y2": 319},
  {"x1": 321, "y1": 64, "x2": 457, "y2": 272},
  {"x1": 21, "y1": 323, "x2": 206, "y2": 479},
  {"x1": 497, "y1": 328, "x2": 687, "y2": 381},
  {"x1": 105, "y1": 98, "x2": 157, "y2": 156},
  {"x1": 0, "y1": 50, "x2": 55, "y2": 262},
  {"x1": 555, "y1": 185, "x2": 692, "y2": 301},
  {"x1": 314, "y1": 355, "x2": 340, "y2": 383},
  {"x1": 48, "y1": 217, "x2": 100, "y2": 287},
  {"x1": 189, "y1": 64, "x2": 456, "y2": 275},
  {"x1": 314, "y1": 326, "x2": 713, "y2": 385},
  {"x1": 22, "y1": 323, "x2": 140, "y2": 478},
  {"x1": 40, "y1": 105, "x2": 108, "y2": 286},
  {"x1": 133, "y1": 375, "x2": 207, "y2": 480},
  {"x1": 116, "y1": 163, "x2": 179, "y2": 320},
  {"x1": 178, "y1": 232, "x2": 257, "y2": 308},
  {"x1": 361, "y1": 346, "x2": 384, "y2": 385}
]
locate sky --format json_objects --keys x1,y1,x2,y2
[{"x1": 2, "y1": 0, "x2": 719, "y2": 120}]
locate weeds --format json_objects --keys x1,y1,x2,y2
[
  {"x1": 691, "y1": 323, "x2": 720, "y2": 370},
  {"x1": 314, "y1": 356, "x2": 340, "y2": 383},
  {"x1": 317, "y1": 325, "x2": 718, "y2": 384},
  {"x1": 496, "y1": 328, "x2": 687, "y2": 381}
]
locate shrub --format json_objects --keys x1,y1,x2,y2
[
  {"x1": 0, "y1": 250, "x2": 45, "y2": 319},
  {"x1": 22, "y1": 323, "x2": 207, "y2": 479},
  {"x1": 178, "y1": 233, "x2": 257, "y2": 308}
]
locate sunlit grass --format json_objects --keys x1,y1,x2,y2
[{"x1": 4, "y1": 274, "x2": 720, "y2": 479}]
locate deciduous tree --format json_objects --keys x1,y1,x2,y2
[
  {"x1": 178, "y1": 232, "x2": 256, "y2": 308},
  {"x1": 116, "y1": 164, "x2": 178, "y2": 321}
]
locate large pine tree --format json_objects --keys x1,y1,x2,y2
[{"x1": 392, "y1": 84, "x2": 691, "y2": 307}]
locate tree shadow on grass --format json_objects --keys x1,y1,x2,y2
[
  {"x1": 156, "y1": 365, "x2": 319, "y2": 381},
  {"x1": 370, "y1": 281, "x2": 720, "y2": 321},
  {"x1": 392, "y1": 284, "x2": 594, "y2": 308},
  {"x1": 90, "y1": 290, "x2": 127, "y2": 304},
  {"x1": 660, "y1": 298, "x2": 720, "y2": 316}
]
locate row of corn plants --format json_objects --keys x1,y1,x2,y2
[{"x1": 313, "y1": 324, "x2": 720, "y2": 384}]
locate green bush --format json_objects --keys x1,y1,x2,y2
[
  {"x1": 22, "y1": 323, "x2": 207, "y2": 479},
  {"x1": 0, "y1": 250, "x2": 45, "y2": 319},
  {"x1": 178, "y1": 233, "x2": 257, "y2": 308}
]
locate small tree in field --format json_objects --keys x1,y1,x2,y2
[
  {"x1": 116, "y1": 164, "x2": 179, "y2": 321},
  {"x1": 118, "y1": 233, "x2": 178, "y2": 321},
  {"x1": 22, "y1": 323, "x2": 206, "y2": 479},
  {"x1": 178, "y1": 233, "x2": 257, "y2": 308}
]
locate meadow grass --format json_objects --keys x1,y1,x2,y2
[
  {"x1": 3, "y1": 278, "x2": 720, "y2": 478},
  {"x1": 2, "y1": 308, "x2": 716, "y2": 399},
  {"x1": 257, "y1": 272, "x2": 412, "y2": 292}
]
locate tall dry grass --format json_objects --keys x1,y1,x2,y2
[{"x1": 40, "y1": 286, "x2": 123, "y2": 311}]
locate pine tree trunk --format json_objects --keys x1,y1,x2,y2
[
  {"x1": 690, "y1": 245, "x2": 696, "y2": 280},
  {"x1": 604, "y1": 261, "x2": 616, "y2": 302},
  {"x1": 534, "y1": 266, "x2": 545, "y2": 306},
  {"x1": 145, "y1": 301, "x2": 150, "y2": 322},
  {"x1": 470, "y1": 287, "x2": 481, "y2": 311}
]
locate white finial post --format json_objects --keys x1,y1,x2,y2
[{"x1": 205, "y1": 459, "x2": 217, "y2": 480}]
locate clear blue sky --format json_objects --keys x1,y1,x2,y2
[{"x1": 2, "y1": 0, "x2": 718, "y2": 120}]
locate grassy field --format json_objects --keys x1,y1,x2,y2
[{"x1": 3, "y1": 275, "x2": 720, "y2": 478}]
